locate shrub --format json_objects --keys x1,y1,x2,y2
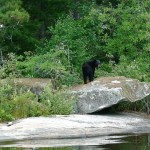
[
  {"x1": 39, "y1": 85, "x2": 74, "y2": 115},
  {"x1": 111, "y1": 54, "x2": 150, "y2": 82},
  {"x1": 0, "y1": 79, "x2": 74, "y2": 122},
  {"x1": 0, "y1": 53, "x2": 23, "y2": 79},
  {"x1": 12, "y1": 92, "x2": 50, "y2": 118}
]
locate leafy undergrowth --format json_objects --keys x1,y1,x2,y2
[{"x1": 0, "y1": 79, "x2": 74, "y2": 122}]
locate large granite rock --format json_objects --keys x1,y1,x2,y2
[
  {"x1": 0, "y1": 113, "x2": 150, "y2": 147},
  {"x1": 71, "y1": 76, "x2": 150, "y2": 113}
]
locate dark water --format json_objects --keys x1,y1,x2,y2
[
  {"x1": 0, "y1": 133, "x2": 150, "y2": 150},
  {"x1": 103, "y1": 134, "x2": 150, "y2": 150}
]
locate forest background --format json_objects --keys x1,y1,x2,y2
[{"x1": 0, "y1": 0, "x2": 150, "y2": 121}]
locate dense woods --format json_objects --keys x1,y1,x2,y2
[
  {"x1": 1, "y1": 0, "x2": 150, "y2": 82},
  {"x1": 0, "y1": 0, "x2": 150, "y2": 121}
]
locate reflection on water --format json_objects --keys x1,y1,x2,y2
[
  {"x1": 103, "y1": 134, "x2": 150, "y2": 150},
  {"x1": 0, "y1": 134, "x2": 150, "y2": 150}
]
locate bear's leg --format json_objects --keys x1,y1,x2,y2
[{"x1": 89, "y1": 71, "x2": 94, "y2": 82}]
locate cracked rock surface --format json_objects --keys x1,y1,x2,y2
[{"x1": 71, "y1": 76, "x2": 150, "y2": 113}]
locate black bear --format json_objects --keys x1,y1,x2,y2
[{"x1": 82, "y1": 60, "x2": 101, "y2": 84}]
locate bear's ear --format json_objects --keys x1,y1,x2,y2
[
  {"x1": 94, "y1": 60, "x2": 100, "y2": 65},
  {"x1": 95, "y1": 60, "x2": 101, "y2": 69},
  {"x1": 96, "y1": 60, "x2": 100, "y2": 65}
]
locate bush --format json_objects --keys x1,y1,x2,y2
[
  {"x1": 39, "y1": 85, "x2": 74, "y2": 115},
  {"x1": 11, "y1": 92, "x2": 49, "y2": 118},
  {"x1": 0, "y1": 53, "x2": 23, "y2": 79},
  {"x1": 0, "y1": 109, "x2": 14, "y2": 122},
  {"x1": 111, "y1": 54, "x2": 150, "y2": 82},
  {"x1": 0, "y1": 79, "x2": 74, "y2": 122},
  {"x1": 21, "y1": 46, "x2": 82, "y2": 88}
]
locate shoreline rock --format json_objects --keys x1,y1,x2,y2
[
  {"x1": 71, "y1": 76, "x2": 150, "y2": 113},
  {"x1": 0, "y1": 113, "x2": 150, "y2": 147}
]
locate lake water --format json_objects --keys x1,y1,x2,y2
[{"x1": 0, "y1": 133, "x2": 150, "y2": 150}]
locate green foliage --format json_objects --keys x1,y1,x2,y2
[
  {"x1": 21, "y1": 47, "x2": 81, "y2": 87},
  {"x1": 0, "y1": 109, "x2": 13, "y2": 122},
  {"x1": 0, "y1": 53, "x2": 23, "y2": 78},
  {"x1": 39, "y1": 85, "x2": 74, "y2": 115},
  {"x1": 0, "y1": 0, "x2": 29, "y2": 24},
  {"x1": 111, "y1": 54, "x2": 150, "y2": 82},
  {"x1": 23, "y1": 52, "x2": 67, "y2": 78},
  {"x1": 113, "y1": 100, "x2": 150, "y2": 114},
  {"x1": 0, "y1": 0, "x2": 29, "y2": 54},
  {"x1": 105, "y1": 0, "x2": 150, "y2": 59},
  {"x1": 47, "y1": 16, "x2": 91, "y2": 72},
  {"x1": 12, "y1": 92, "x2": 49, "y2": 118},
  {"x1": 0, "y1": 79, "x2": 74, "y2": 122}
]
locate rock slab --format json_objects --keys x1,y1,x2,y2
[
  {"x1": 71, "y1": 76, "x2": 150, "y2": 113},
  {"x1": 0, "y1": 113, "x2": 150, "y2": 147}
]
